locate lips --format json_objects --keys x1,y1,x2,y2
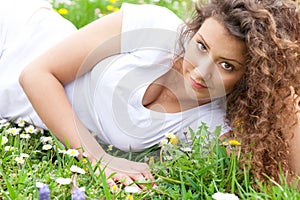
[{"x1": 190, "y1": 77, "x2": 208, "y2": 90}]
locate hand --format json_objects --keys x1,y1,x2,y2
[{"x1": 92, "y1": 154, "x2": 155, "y2": 190}]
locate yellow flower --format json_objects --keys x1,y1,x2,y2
[
  {"x1": 109, "y1": 0, "x2": 117, "y2": 3},
  {"x1": 108, "y1": 145, "x2": 113, "y2": 151},
  {"x1": 165, "y1": 132, "x2": 179, "y2": 145},
  {"x1": 113, "y1": 7, "x2": 120, "y2": 12},
  {"x1": 228, "y1": 139, "x2": 241, "y2": 146},
  {"x1": 169, "y1": 135, "x2": 178, "y2": 145},
  {"x1": 81, "y1": 158, "x2": 88, "y2": 164},
  {"x1": 58, "y1": 8, "x2": 68, "y2": 15},
  {"x1": 149, "y1": 156, "x2": 154, "y2": 164},
  {"x1": 111, "y1": 185, "x2": 118, "y2": 193},
  {"x1": 126, "y1": 194, "x2": 134, "y2": 200},
  {"x1": 106, "y1": 5, "x2": 114, "y2": 11}
]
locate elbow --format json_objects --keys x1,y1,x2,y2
[
  {"x1": 19, "y1": 67, "x2": 30, "y2": 90},
  {"x1": 19, "y1": 65, "x2": 37, "y2": 92}
]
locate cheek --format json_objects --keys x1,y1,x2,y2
[
  {"x1": 182, "y1": 59, "x2": 194, "y2": 75},
  {"x1": 222, "y1": 75, "x2": 243, "y2": 93}
]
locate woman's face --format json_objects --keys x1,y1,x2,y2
[{"x1": 182, "y1": 17, "x2": 247, "y2": 103}]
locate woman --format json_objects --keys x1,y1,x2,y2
[
  {"x1": 1, "y1": 0, "x2": 299, "y2": 187},
  {"x1": 0, "y1": 0, "x2": 234, "y2": 188}
]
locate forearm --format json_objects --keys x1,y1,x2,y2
[{"x1": 19, "y1": 69, "x2": 111, "y2": 162}]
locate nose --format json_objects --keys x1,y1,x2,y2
[{"x1": 193, "y1": 55, "x2": 215, "y2": 81}]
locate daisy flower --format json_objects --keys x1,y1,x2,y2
[
  {"x1": 4, "y1": 146, "x2": 14, "y2": 151},
  {"x1": 6, "y1": 127, "x2": 21, "y2": 136},
  {"x1": 25, "y1": 125, "x2": 37, "y2": 134},
  {"x1": 70, "y1": 165, "x2": 86, "y2": 174},
  {"x1": 15, "y1": 156, "x2": 25, "y2": 164},
  {"x1": 42, "y1": 144, "x2": 53, "y2": 150},
  {"x1": 66, "y1": 149, "x2": 79, "y2": 157},
  {"x1": 212, "y1": 192, "x2": 239, "y2": 200},
  {"x1": 16, "y1": 118, "x2": 25, "y2": 127},
  {"x1": 1, "y1": 136, "x2": 8, "y2": 145},
  {"x1": 56, "y1": 177, "x2": 71, "y2": 185}
]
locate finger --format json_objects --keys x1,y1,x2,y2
[
  {"x1": 141, "y1": 170, "x2": 155, "y2": 182},
  {"x1": 116, "y1": 175, "x2": 141, "y2": 190},
  {"x1": 107, "y1": 177, "x2": 117, "y2": 188},
  {"x1": 130, "y1": 174, "x2": 150, "y2": 189}
]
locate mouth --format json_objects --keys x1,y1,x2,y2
[{"x1": 190, "y1": 77, "x2": 208, "y2": 90}]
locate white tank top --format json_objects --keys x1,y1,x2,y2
[{"x1": 65, "y1": 3, "x2": 230, "y2": 151}]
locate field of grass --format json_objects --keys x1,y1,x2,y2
[{"x1": 0, "y1": 0, "x2": 300, "y2": 199}]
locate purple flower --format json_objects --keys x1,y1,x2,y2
[
  {"x1": 72, "y1": 187, "x2": 85, "y2": 200},
  {"x1": 38, "y1": 184, "x2": 50, "y2": 200}
]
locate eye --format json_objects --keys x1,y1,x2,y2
[
  {"x1": 196, "y1": 41, "x2": 207, "y2": 53},
  {"x1": 220, "y1": 62, "x2": 234, "y2": 71}
]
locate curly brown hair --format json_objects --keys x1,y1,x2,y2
[{"x1": 178, "y1": 0, "x2": 300, "y2": 183}]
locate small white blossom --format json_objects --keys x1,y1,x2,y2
[
  {"x1": 180, "y1": 147, "x2": 192, "y2": 152},
  {"x1": 0, "y1": 119, "x2": 8, "y2": 124},
  {"x1": 82, "y1": 152, "x2": 88, "y2": 157},
  {"x1": 4, "y1": 146, "x2": 14, "y2": 151},
  {"x1": 36, "y1": 128, "x2": 44, "y2": 134},
  {"x1": 164, "y1": 155, "x2": 173, "y2": 161},
  {"x1": 1, "y1": 136, "x2": 8, "y2": 145},
  {"x1": 20, "y1": 133, "x2": 31, "y2": 139},
  {"x1": 66, "y1": 149, "x2": 79, "y2": 157},
  {"x1": 212, "y1": 192, "x2": 239, "y2": 200},
  {"x1": 20, "y1": 153, "x2": 30, "y2": 158},
  {"x1": 70, "y1": 165, "x2": 86, "y2": 174},
  {"x1": 25, "y1": 125, "x2": 36, "y2": 134},
  {"x1": 56, "y1": 177, "x2": 72, "y2": 185},
  {"x1": 159, "y1": 138, "x2": 168, "y2": 147},
  {"x1": 58, "y1": 149, "x2": 67, "y2": 154},
  {"x1": 36, "y1": 182, "x2": 46, "y2": 188},
  {"x1": 16, "y1": 118, "x2": 25, "y2": 127},
  {"x1": 124, "y1": 186, "x2": 139, "y2": 193},
  {"x1": 15, "y1": 156, "x2": 25, "y2": 164},
  {"x1": 42, "y1": 144, "x2": 53, "y2": 150},
  {"x1": 0, "y1": 122, "x2": 10, "y2": 129},
  {"x1": 6, "y1": 127, "x2": 21, "y2": 135},
  {"x1": 40, "y1": 136, "x2": 52, "y2": 144}
]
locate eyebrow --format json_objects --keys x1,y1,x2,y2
[{"x1": 197, "y1": 33, "x2": 244, "y2": 66}]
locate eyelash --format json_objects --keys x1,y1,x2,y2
[
  {"x1": 196, "y1": 41, "x2": 207, "y2": 52},
  {"x1": 196, "y1": 40, "x2": 235, "y2": 72}
]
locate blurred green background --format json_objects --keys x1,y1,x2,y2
[{"x1": 49, "y1": 0, "x2": 193, "y2": 28}]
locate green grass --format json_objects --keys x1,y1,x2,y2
[
  {"x1": 1, "y1": 119, "x2": 299, "y2": 199},
  {"x1": 51, "y1": 0, "x2": 192, "y2": 28},
  {"x1": 1, "y1": 0, "x2": 300, "y2": 199}
]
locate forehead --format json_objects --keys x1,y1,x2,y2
[{"x1": 196, "y1": 17, "x2": 247, "y2": 64}]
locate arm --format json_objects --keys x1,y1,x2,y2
[{"x1": 19, "y1": 11, "x2": 152, "y2": 187}]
